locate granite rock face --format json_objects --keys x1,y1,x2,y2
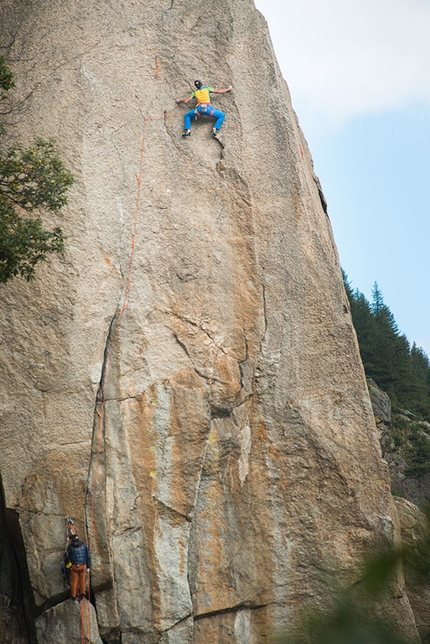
[
  {"x1": 0, "y1": 0, "x2": 419, "y2": 642},
  {"x1": 369, "y1": 377, "x2": 430, "y2": 508},
  {"x1": 368, "y1": 378, "x2": 392, "y2": 428},
  {"x1": 394, "y1": 498, "x2": 430, "y2": 642},
  {"x1": 35, "y1": 599, "x2": 103, "y2": 644}
]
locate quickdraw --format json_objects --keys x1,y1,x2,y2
[{"x1": 61, "y1": 515, "x2": 77, "y2": 587}]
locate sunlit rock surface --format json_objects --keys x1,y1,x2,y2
[{"x1": 0, "y1": 0, "x2": 419, "y2": 641}]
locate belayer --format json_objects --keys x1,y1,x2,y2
[
  {"x1": 64, "y1": 534, "x2": 91, "y2": 602},
  {"x1": 176, "y1": 80, "x2": 233, "y2": 138}
]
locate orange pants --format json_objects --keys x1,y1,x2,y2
[{"x1": 70, "y1": 564, "x2": 87, "y2": 597}]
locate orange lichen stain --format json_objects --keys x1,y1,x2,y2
[
  {"x1": 179, "y1": 537, "x2": 185, "y2": 575},
  {"x1": 254, "y1": 417, "x2": 269, "y2": 443},
  {"x1": 216, "y1": 353, "x2": 242, "y2": 400},
  {"x1": 102, "y1": 256, "x2": 119, "y2": 273},
  {"x1": 228, "y1": 455, "x2": 238, "y2": 493},
  {"x1": 267, "y1": 444, "x2": 280, "y2": 461},
  {"x1": 195, "y1": 496, "x2": 235, "y2": 612},
  {"x1": 128, "y1": 385, "x2": 160, "y2": 504},
  {"x1": 170, "y1": 369, "x2": 203, "y2": 389}
]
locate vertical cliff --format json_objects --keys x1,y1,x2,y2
[{"x1": 0, "y1": 0, "x2": 419, "y2": 642}]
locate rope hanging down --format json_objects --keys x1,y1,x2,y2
[
  {"x1": 63, "y1": 515, "x2": 89, "y2": 644},
  {"x1": 88, "y1": 111, "x2": 181, "y2": 552},
  {"x1": 63, "y1": 110, "x2": 180, "y2": 644}
]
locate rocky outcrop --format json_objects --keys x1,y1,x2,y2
[
  {"x1": 369, "y1": 378, "x2": 430, "y2": 507},
  {"x1": 0, "y1": 473, "x2": 36, "y2": 643},
  {"x1": 368, "y1": 378, "x2": 392, "y2": 428},
  {"x1": 35, "y1": 599, "x2": 103, "y2": 644},
  {"x1": 394, "y1": 498, "x2": 430, "y2": 642},
  {"x1": 0, "y1": 0, "x2": 420, "y2": 642}
]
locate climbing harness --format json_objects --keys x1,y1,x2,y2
[
  {"x1": 194, "y1": 104, "x2": 214, "y2": 119},
  {"x1": 61, "y1": 515, "x2": 77, "y2": 586},
  {"x1": 64, "y1": 515, "x2": 91, "y2": 644}
]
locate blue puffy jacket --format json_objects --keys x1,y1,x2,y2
[{"x1": 67, "y1": 540, "x2": 91, "y2": 568}]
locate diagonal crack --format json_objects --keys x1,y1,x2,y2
[
  {"x1": 163, "y1": 615, "x2": 194, "y2": 635},
  {"x1": 185, "y1": 421, "x2": 213, "y2": 618},
  {"x1": 157, "y1": 307, "x2": 233, "y2": 359},
  {"x1": 164, "y1": 0, "x2": 175, "y2": 14},
  {"x1": 157, "y1": 499, "x2": 192, "y2": 523},
  {"x1": 95, "y1": 308, "x2": 121, "y2": 404},
  {"x1": 164, "y1": 112, "x2": 184, "y2": 154},
  {"x1": 36, "y1": 580, "x2": 113, "y2": 618},
  {"x1": 194, "y1": 600, "x2": 271, "y2": 621},
  {"x1": 261, "y1": 283, "x2": 268, "y2": 348},
  {"x1": 170, "y1": 329, "x2": 230, "y2": 386}
]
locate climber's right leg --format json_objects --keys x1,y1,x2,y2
[{"x1": 183, "y1": 109, "x2": 195, "y2": 135}]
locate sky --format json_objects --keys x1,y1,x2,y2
[{"x1": 254, "y1": 0, "x2": 430, "y2": 355}]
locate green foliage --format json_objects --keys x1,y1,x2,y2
[
  {"x1": 383, "y1": 410, "x2": 430, "y2": 477},
  {"x1": 391, "y1": 490, "x2": 406, "y2": 498},
  {"x1": 0, "y1": 139, "x2": 73, "y2": 212},
  {"x1": 277, "y1": 508, "x2": 430, "y2": 644},
  {"x1": 404, "y1": 422, "x2": 430, "y2": 475},
  {"x1": 0, "y1": 59, "x2": 73, "y2": 283},
  {"x1": 278, "y1": 601, "x2": 407, "y2": 644},
  {"x1": 343, "y1": 272, "x2": 430, "y2": 421},
  {"x1": 0, "y1": 55, "x2": 15, "y2": 100}
]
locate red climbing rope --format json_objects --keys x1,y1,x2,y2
[
  {"x1": 89, "y1": 116, "x2": 145, "y2": 553},
  {"x1": 77, "y1": 112, "x2": 182, "y2": 644},
  {"x1": 80, "y1": 600, "x2": 85, "y2": 644},
  {"x1": 57, "y1": 110, "x2": 186, "y2": 644},
  {"x1": 88, "y1": 110, "x2": 182, "y2": 550}
]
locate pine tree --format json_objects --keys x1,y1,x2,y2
[
  {"x1": 343, "y1": 273, "x2": 430, "y2": 419},
  {"x1": 368, "y1": 283, "x2": 412, "y2": 404},
  {"x1": 409, "y1": 344, "x2": 430, "y2": 416}
]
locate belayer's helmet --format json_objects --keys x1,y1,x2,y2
[{"x1": 194, "y1": 80, "x2": 203, "y2": 89}]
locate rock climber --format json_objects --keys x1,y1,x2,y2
[
  {"x1": 176, "y1": 80, "x2": 233, "y2": 138},
  {"x1": 65, "y1": 534, "x2": 91, "y2": 602}
]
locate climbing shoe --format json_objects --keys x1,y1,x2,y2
[
  {"x1": 182, "y1": 130, "x2": 191, "y2": 137},
  {"x1": 72, "y1": 596, "x2": 79, "y2": 602},
  {"x1": 212, "y1": 129, "x2": 219, "y2": 138}
]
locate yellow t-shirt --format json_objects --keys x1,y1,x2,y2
[{"x1": 191, "y1": 87, "x2": 213, "y2": 105}]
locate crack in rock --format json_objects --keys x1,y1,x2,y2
[
  {"x1": 194, "y1": 601, "x2": 271, "y2": 621},
  {"x1": 158, "y1": 307, "x2": 233, "y2": 359}
]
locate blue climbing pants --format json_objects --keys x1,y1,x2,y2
[{"x1": 184, "y1": 104, "x2": 225, "y2": 131}]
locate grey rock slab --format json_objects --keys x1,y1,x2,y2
[{"x1": 35, "y1": 599, "x2": 103, "y2": 644}]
